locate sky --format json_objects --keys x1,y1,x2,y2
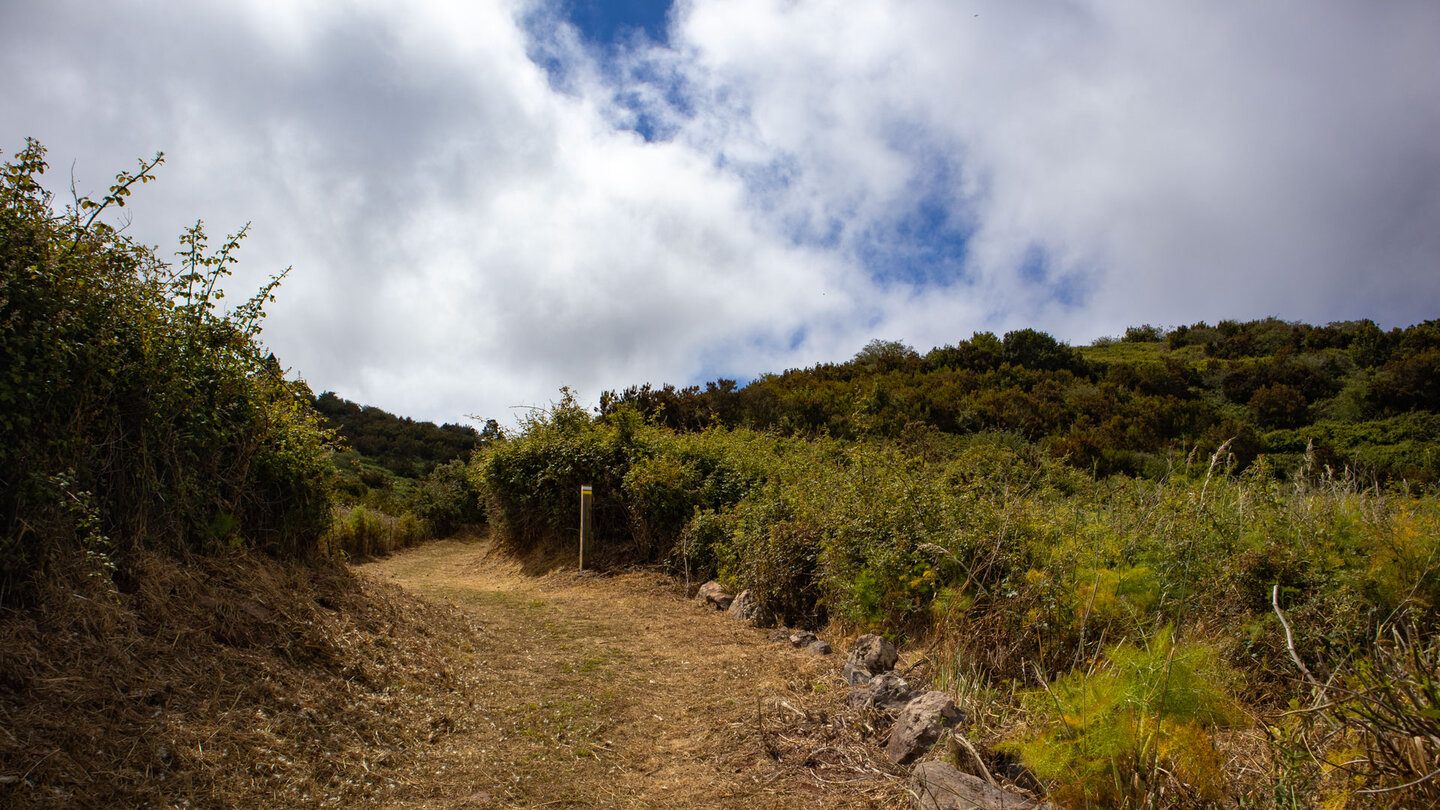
[{"x1": 3, "y1": 1, "x2": 1438, "y2": 426}]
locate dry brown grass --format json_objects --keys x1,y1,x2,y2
[
  {"x1": 360, "y1": 535, "x2": 909, "y2": 808},
  {"x1": 0, "y1": 534, "x2": 909, "y2": 808},
  {"x1": 0, "y1": 543, "x2": 483, "y2": 808}
]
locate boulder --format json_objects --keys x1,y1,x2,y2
[
  {"x1": 696, "y1": 581, "x2": 733, "y2": 611},
  {"x1": 726, "y1": 590, "x2": 772, "y2": 626},
  {"x1": 886, "y1": 691, "x2": 964, "y2": 765},
  {"x1": 806, "y1": 640, "x2": 832, "y2": 656},
  {"x1": 911, "y1": 761, "x2": 1054, "y2": 810},
  {"x1": 789, "y1": 630, "x2": 818, "y2": 648},
  {"x1": 846, "y1": 671, "x2": 914, "y2": 712},
  {"x1": 847, "y1": 633, "x2": 898, "y2": 677},
  {"x1": 843, "y1": 661, "x2": 875, "y2": 686}
]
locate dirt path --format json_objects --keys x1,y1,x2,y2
[{"x1": 356, "y1": 537, "x2": 905, "y2": 809}]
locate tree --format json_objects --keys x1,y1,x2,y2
[
  {"x1": 853, "y1": 338, "x2": 918, "y2": 371},
  {"x1": 1002, "y1": 328, "x2": 1084, "y2": 373}
]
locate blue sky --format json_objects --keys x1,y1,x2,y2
[
  {"x1": 564, "y1": 0, "x2": 671, "y2": 46},
  {"x1": 3, "y1": 0, "x2": 1438, "y2": 425}
]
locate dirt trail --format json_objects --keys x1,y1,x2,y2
[{"x1": 357, "y1": 537, "x2": 904, "y2": 809}]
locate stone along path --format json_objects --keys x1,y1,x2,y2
[{"x1": 356, "y1": 537, "x2": 905, "y2": 809}]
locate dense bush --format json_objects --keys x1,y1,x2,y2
[
  {"x1": 474, "y1": 397, "x2": 1440, "y2": 803},
  {"x1": 0, "y1": 140, "x2": 336, "y2": 597},
  {"x1": 410, "y1": 458, "x2": 486, "y2": 537},
  {"x1": 596, "y1": 317, "x2": 1440, "y2": 486}
]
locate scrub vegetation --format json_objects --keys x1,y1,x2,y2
[
  {"x1": 0, "y1": 138, "x2": 335, "y2": 598},
  {"x1": 478, "y1": 324, "x2": 1440, "y2": 807},
  {"x1": 313, "y1": 393, "x2": 488, "y2": 557}
]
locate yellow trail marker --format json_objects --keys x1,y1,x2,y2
[{"x1": 579, "y1": 485, "x2": 593, "y2": 571}]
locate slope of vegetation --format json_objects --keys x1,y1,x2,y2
[
  {"x1": 312, "y1": 391, "x2": 486, "y2": 479},
  {"x1": 313, "y1": 393, "x2": 487, "y2": 556},
  {"x1": 0, "y1": 139, "x2": 335, "y2": 596},
  {"x1": 479, "y1": 322, "x2": 1440, "y2": 807},
  {"x1": 600, "y1": 320, "x2": 1440, "y2": 484},
  {"x1": 0, "y1": 141, "x2": 485, "y2": 808}
]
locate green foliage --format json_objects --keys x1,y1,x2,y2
[
  {"x1": 853, "y1": 338, "x2": 919, "y2": 371},
  {"x1": 326, "y1": 504, "x2": 430, "y2": 558},
  {"x1": 313, "y1": 391, "x2": 480, "y2": 478},
  {"x1": 622, "y1": 453, "x2": 702, "y2": 559},
  {"x1": 411, "y1": 459, "x2": 486, "y2": 537},
  {"x1": 598, "y1": 317, "x2": 1440, "y2": 484},
  {"x1": 1123, "y1": 324, "x2": 1165, "y2": 343},
  {"x1": 1012, "y1": 628, "x2": 1244, "y2": 807},
  {"x1": 0, "y1": 140, "x2": 336, "y2": 596},
  {"x1": 477, "y1": 389, "x2": 640, "y2": 555}
]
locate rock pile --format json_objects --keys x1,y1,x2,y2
[
  {"x1": 838, "y1": 634, "x2": 1053, "y2": 809},
  {"x1": 841, "y1": 635, "x2": 963, "y2": 765},
  {"x1": 693, "y1": 586, "x2": 1051, "y2": 808}
]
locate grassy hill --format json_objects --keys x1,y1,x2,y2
[{"x1": 600, "y1": 319, "x2": 1440, "y2": 484}]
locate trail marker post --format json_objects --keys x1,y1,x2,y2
[{"x1": 578, "y1": 485, "x2": 593, "y2": 571}]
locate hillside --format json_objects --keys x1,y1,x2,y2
[
  {"x1": 313, "y1": 391, "x2": 487, "y2": 481},
  {"x1": 480, "y1": 333, "x2": 1440, "y2": 807},
  {"x1": 601, "y1": 319, "x2": 1440, "y2": 483}
]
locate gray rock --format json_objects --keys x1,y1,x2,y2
[
  {"x1": 848, "y1": 633, "x2": 899, "y2": 677},
  {"x1": 806, "y1": 640, "x2": 832, "y2": 655},
  {"x1": 911, "y1": 761, "x2": 1054, "y2": 810},
  {"x1": 726, "y1": 589, "x2": 773, "y2": 626},
  {"x1": 869, "y1": 672, "x2": 915, "y2": 711},
  {"x1": 696, "y1": 580, "x2": 733, "y2": 611},
  {"x1": 847, "y1": 687, "x2": 876, "y2": 710},
  {"x1": 765, "y1": 627, "x2": 793, "y2": 643},
  {"x1": 843, "y1": 660, "x2": 874, "y2": 685},
  {"x1": 846, "y1": 672, "x2": 912, "y2": 712},
  {"x1": 789, "y1": 630, "x2": 818, "y2": 648},
  {"x1": 886, "y1": 691, "x2": 964, "y2": 765}
]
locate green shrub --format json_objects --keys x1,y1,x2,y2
[
  {"x1": 411, "y1": 458, "x2": 485, "y2": 536},
  {"x1": 326, "y1": 504, "x2": 430, "y2": 558},
  {"x1": 623, "y1": 453, "x2": 703, "y2": 560},
  {"x1": 1011, "y1": 628, "x2": 1245, "y2": 807},
  {"x1": 475, "y1": 390, "x2": 640, "y2": 557},
  {"x1": 0, "y1": 140, "x2": 335, "y2": 597}
]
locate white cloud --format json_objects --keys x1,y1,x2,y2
[
  {"x1": 661, "y1": 0, "x2": 1440, "y2": 342},
  {"x1": 3, "y1": 0, "x2": 1437, "y2": 424}
]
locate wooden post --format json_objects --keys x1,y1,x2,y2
[{"x1": 579, "y1": 485, "x2": 593, "y2": 571}]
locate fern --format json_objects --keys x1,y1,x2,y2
[{"x1": 1013, "y1": 627, "x2": 1245, "y2": 807}]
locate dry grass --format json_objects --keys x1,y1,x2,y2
[
  {"x1": 0, "y1": 533, "x2": 910, "y2": 808},
  {"x1": 360, "y1": 535, "x2": 909, "y2": 808},
  {"x1": 0, "y1": 543, "x2": 484, "y2": 808}
]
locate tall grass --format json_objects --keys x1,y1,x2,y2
[{"x1": 326, "y1": 504, "x2": 430, "y2": 559}]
